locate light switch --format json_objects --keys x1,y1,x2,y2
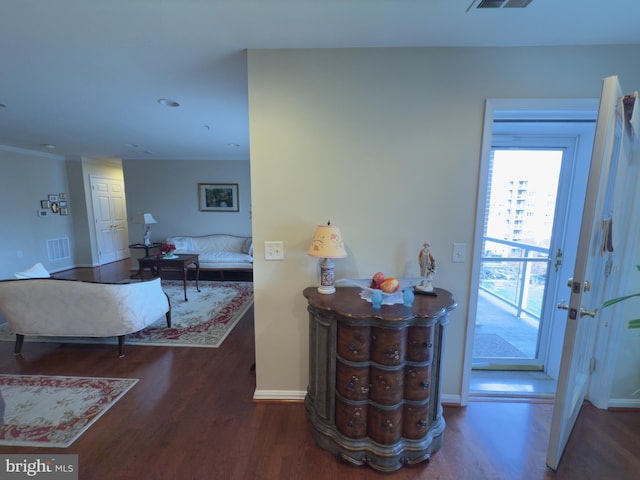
[
  {"x1": 452, "y1": 243, "x2": 466, "y2": 263},
  {"x1": 264, "y1": 241, "x2": 284, "y2": 260}
]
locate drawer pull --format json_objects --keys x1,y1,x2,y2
[
  {"x1": 348, "y1": 342, "x2": 359, "y2": 355},
  {"x1": 425, "y1": 342, "x2": 432, "y2": 348},
  {"x1": 421, "y1": 381, "x2": 430, "y2": 389},
  {"x1": 418, "y1": 419, "x2": 427, "y2": 429}
]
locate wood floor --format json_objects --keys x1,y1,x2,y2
[{"x1": 0, "y1": 261, "x2": 638, "y2": 479}]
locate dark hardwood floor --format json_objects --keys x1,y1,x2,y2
[{"x1": 0, "y1": 260, "x2": 638, "y2": 479}]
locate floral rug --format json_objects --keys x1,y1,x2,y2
[
  {"x1": 0, "y1": 374, "x2": 137, "y2": 447},
  {"x1": 0, "y1": 281, "x2": 254, "y2": 350}
]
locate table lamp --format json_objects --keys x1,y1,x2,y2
[
  {"x1": 308, "y1": 222, "x2": 347, "y2": 294},
  {"x1": 132, "y1": 213, "x2": 157, "y2": 246}
]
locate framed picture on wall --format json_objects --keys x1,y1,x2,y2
[{"x1": 198, "y1": 183, "x2": 239, "y2": 212}]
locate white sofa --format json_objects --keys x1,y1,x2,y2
[
  {"x1": 0, "y1": 277, "x2": 171, "y2": 357},
  {"x1": 166, "y1": 234, "x2": 253, "y2": 276}
]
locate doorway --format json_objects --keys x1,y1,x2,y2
[
  {"x1": 90, "y1": 175, "x2": 130, "y2": 265},
  {"x1": 466, "y1": 99, "x2": 598, "y2": 398}
]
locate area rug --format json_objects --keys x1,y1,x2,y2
[
  {"x1": 0, "y1": 374, "x2": 137, "y2": 447},
  {"x1": 0, "y1": 281, "x2": 253, "y2": 349},
  {"x1": 473, "y1": 333, "x2": 527, "y2": 358}
]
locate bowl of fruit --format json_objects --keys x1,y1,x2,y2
[{"x1": 360, "y1": 272, "x2": 403, "y2": 305}]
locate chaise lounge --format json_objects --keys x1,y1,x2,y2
[{"x1": 0, "y1": 277, "x2": 171, "y2": 357}]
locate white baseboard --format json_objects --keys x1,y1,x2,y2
[
  {"x1": 608, "y1": 397, "x2": 640, "y2": 409},
  {"x1": 253, "y1": 389, "x2": 306, "y2": 401},
  {"x1": 441, "y1": 393, "x2": 462, "y2": 406},
  {"x1": 253, "y1": 390, "x2": 464, "y2": 406}
]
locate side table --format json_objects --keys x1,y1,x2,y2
[
  {"x1": 129, "y1": 243, "x2": 163, "y2": 278},
  {"x1": 138, "y1": 254, "x2": 200, "y2": 301}
]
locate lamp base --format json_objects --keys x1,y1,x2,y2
[
  {"x1": 318, "y1": 257, "x2": 336, "y2": 295},
  {"x1": 317, "y1": 285, "x2": 336, "y2": 295}
]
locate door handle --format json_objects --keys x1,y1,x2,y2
[
  {"x1": 566, "y1": 278, "x2": 591, "y2": 292},
  {"x1": 580, "y1": 307, "x2": 596, "y2": 318},
  {"x1": 557, "y1": 300, "x2": 568, "y2": 310}
]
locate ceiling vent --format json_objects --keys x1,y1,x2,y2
[{"x1": 475, "y1": 0, "x2": 533, "y2": 8}]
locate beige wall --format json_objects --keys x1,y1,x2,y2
[{"x1": 247, "y1": 45, "x2": 640, "y2": 402}]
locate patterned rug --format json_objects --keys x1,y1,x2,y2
[
  {"x1": 0, "y1": 281, "x2": 253, "y2": 350},
  {"x1": 0, "y1": 374, "x2": 137, "y2": 447}
]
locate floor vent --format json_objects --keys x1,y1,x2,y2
[{"x1": 47, "y1": 237, "x2": 71, "y2": 261}]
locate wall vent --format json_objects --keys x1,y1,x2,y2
[
  {"x1": 474, "y1": 0, "x2": 532, "y2": 8},
  {"x1": 47, "y1": 237, "x2": 71, "y2": 261}
]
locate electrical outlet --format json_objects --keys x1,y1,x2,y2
[
  {"x1": 452, "y1": 243, "x2": 466, "y2": 263},
  {"x1": 264, "y1": 241, "x2": 284, "y2": 260}
]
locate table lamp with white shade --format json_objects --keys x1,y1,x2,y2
[
  {"x1": 131, "y1": 213, "x2": 157, "y2": 246},
  {"x1": 307, "y1": 222, "x2": 347, "y2": 294}
]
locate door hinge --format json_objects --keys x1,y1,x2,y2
[
  {"x1": 589, "y1": 357, "x2": 596, "y2": 374},
  {"x1": 554, "y1": 248, "x2": 563, "y2": 272}
]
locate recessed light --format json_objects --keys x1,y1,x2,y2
[
  {"x1": 0, "y1": 103, "x2": 6, "y2": 108},
  {"x1": 228, "y1": 143, "x2": 240, "y2": 148},
  {"x1": 157, "y1": 98, "x2": 180, "y2": 107},
  {"x1": 40, "y1": 143, "x2": 56, "y2": 149}
]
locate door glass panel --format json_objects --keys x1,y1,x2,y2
[{"x1": 473, "y1": 148, "x2": 562, "y2": 367}]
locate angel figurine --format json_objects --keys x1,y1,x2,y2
[
  {"x1": 143, "y1": 226, "x2": 152, "y2": 246},
  {"x1": 416, "y1": 242, "x2": 436, "y2": 292}
]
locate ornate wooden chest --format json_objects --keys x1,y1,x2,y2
[{"x1": 303, "y1": 286, "x2": 456, "y2": 472}]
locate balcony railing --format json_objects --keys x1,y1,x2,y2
[{"x1": 480, "y1": 237, "x2": 550, "y2": 321}]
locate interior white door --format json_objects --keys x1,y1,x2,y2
[
  {"x1": 91, "y1": 176, "x2": 129, "y2": 265},
  {"x1": 546, "y1": 76, "x2": 638, "y2": 470}
]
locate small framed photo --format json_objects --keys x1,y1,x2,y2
[
  {"x1": 59, "y1": 193, "x2": 67, "y2": 200},
  {"x1": 59, "y1": 207, "x2": 68, "y2": 216},
  {"x1": 51, "y1": 202, "x2": 60, "y2": 214},
  {"x1": 40, "y1": 200, "x2": 50, "y2": 209},
  {"x1": 48, "y1": 194, "x2": 59, "y2": 203},
  {"x1": 198, "y1": 183, "x2": 239, "y2": 212},
  {"x1": 59, "y1": 201, "x2": 67, "y2": 208}
]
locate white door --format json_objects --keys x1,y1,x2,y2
[
  {"x1": 546, "y1": 76, "x2": 639, "y2": 470},
  {"x1": 91, "y1": 176, "x2": 129, "y2": 265}
]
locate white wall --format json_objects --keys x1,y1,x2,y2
[
  {"x1": 247, "y1": 45, "x2": 640, "y2": 403},
  {"x1": 0, "y1": 147, "x2": 75, "y2": 279},
  {"x1": 122, "y1": 159, "x2": 252, "y2": 243}
]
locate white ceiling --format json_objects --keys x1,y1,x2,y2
[{"x1": 1, "y1": 0, "x2": 640, "y2": 161}]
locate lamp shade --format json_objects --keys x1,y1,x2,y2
[
  {"x1": 308, "y1": 224, "x2": 347, "y2": 259},
  {"x1": 132, "y1": 213, "x2": 157, "y2": 225}
]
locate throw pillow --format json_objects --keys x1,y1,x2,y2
[
  {"x1": 242, "y1": 238, "x2": 253, "y2": 256},
  {"x1": 14, "y1": 262, "x2": 51, "y2": 279},
  {"x1": 166, "y1": 237, "x2": 194, "y2": 253}
]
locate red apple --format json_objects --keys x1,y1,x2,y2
[{"x1": 371, "y1": 272, "x2": 386, "y2": 289}]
